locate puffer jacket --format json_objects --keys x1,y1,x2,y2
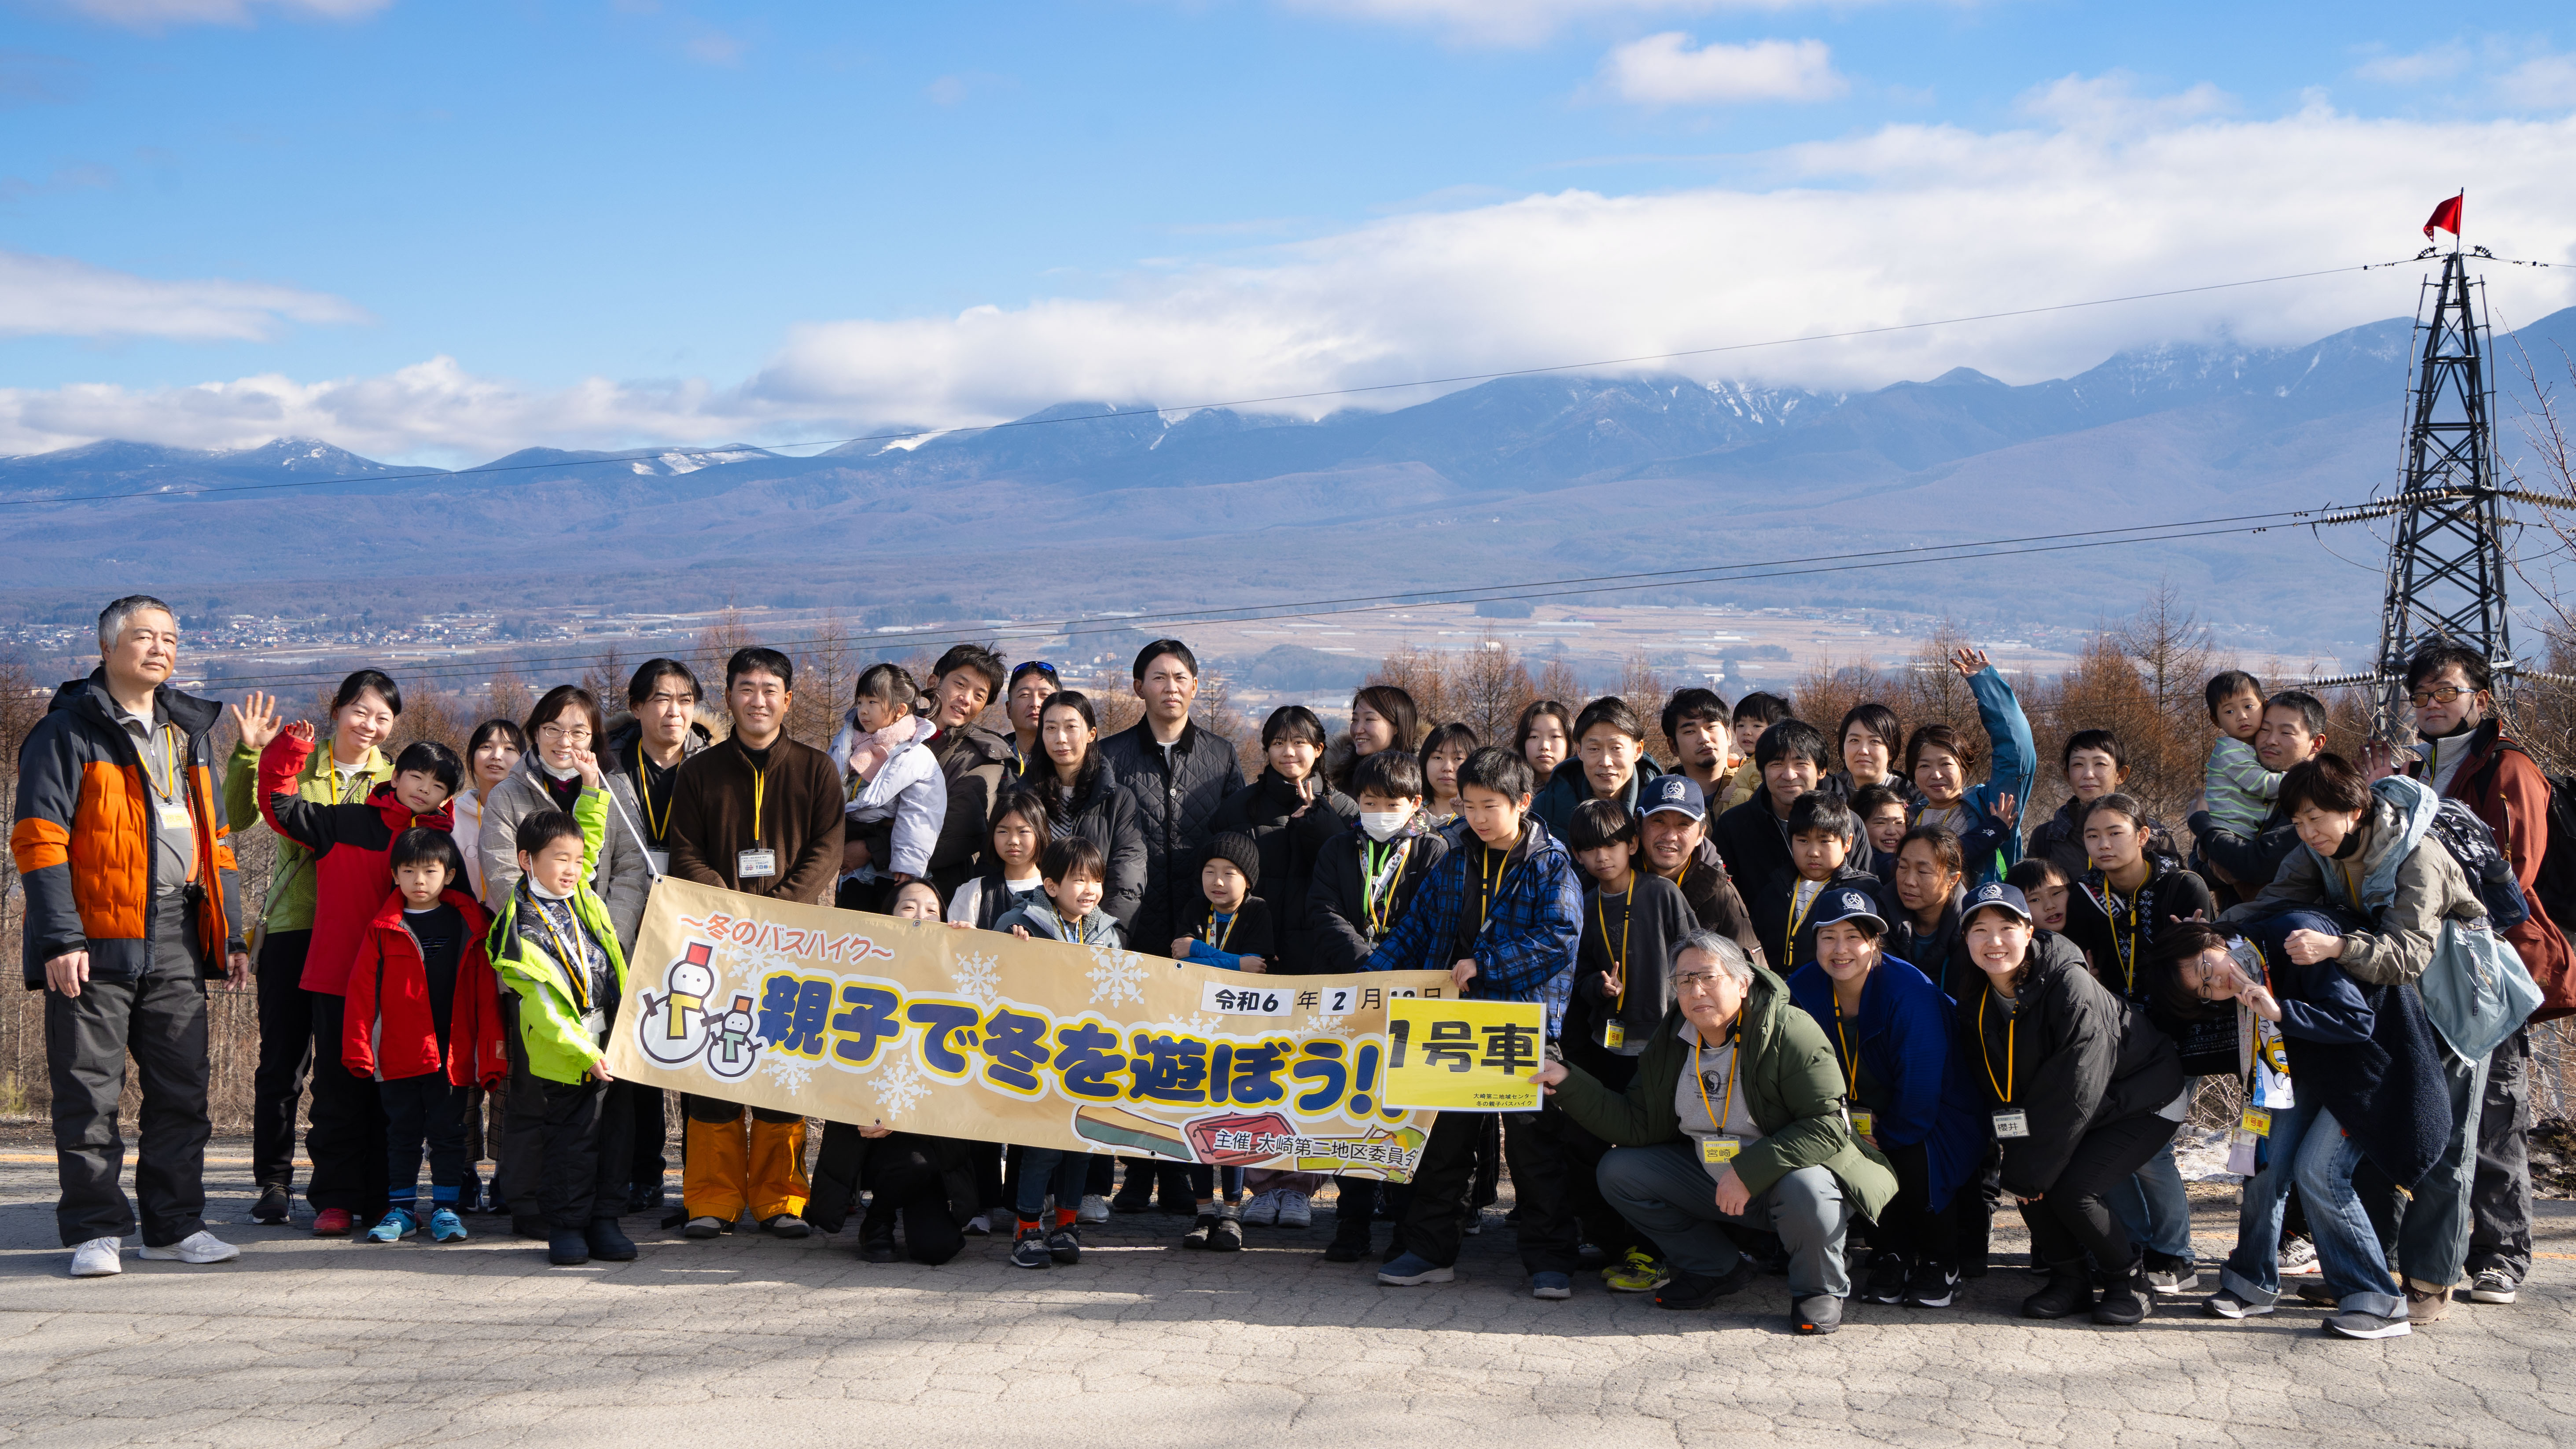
[
  {"x1": 225, "y1": 726, "x2": 389, "y2": 936},
  {"x1": 1099, "y1": 718, "x2": 1246, "y2": 956},
  {"x1": 1023, "y1": 765, "x2": 1148, "y2": 931},
  {"x1": 1959, "y1": 930, "x2": 2184, "y2": 1198},
  {"x1": 2026, "y1": 794, "x2": 2184, "y2": 881},
  {"x1": 1206, "y1": 769, "x2": 1358, "y2": 971},
  {"x1": 260, "y1": 731, "x2": 455, "y2": 995},
  {"x1": 828, "y1": 708, "x2": 948, "y2": 882},
  {"x1": 479, "y1": 753, "x2": 653, "y2": 952},
  {"x1": 13, "y1": 672, "x2": 243, "y2": 987},
  {"x1": 876, "y1": 721, "x2": 1014, "y2": 899},
  {"x1": 342, "y1": 886, "x2": 505, "y2": 1087},
  {"x1": 2222, "y1": 774, "x2": 2486, "y2": 988},
  {"x1": 1531, "y1": 753, "x2": 1666, "y2": 845},
  {"x1": 486, "y1": 790, "x2": 629, "y2": 1085}
]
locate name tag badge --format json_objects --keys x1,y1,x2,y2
[
  {"x1": 1701, "y1": 1135, "x2": 1741, "y2": 1164},
  {"x1": 1849, "y1": 1109, "x2": 1874, "y2": 1138},
  {"x1": 1600, "y1": 1019, "x2": 1625, "y2": 1050},
  {"x1": 1992, "y1": 1109, "x2": 2031, "y2": 1139},
  {"x1": 158, "y1": 799, "x2": 192, "y2": 830},
  {"x1": 737, "y1": 849, "x2": 777, "y2": 880},
  {"x1": 645, "y1": 849, "x2": 671, "y2": 877},
  {"x1": 2226, "y1": 1129, "x2": 2261, "y2": 1177},
  {"x1": 2240, "y1": 1107, "x2": 2272, "y2": 1137}
]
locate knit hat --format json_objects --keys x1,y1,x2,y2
[{"x1": 1203, "y1": 832, "x2": 1261, "y2": 891}]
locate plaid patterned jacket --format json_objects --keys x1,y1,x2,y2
[{"x1": 1364, "y1": 815, "x2": 1583, "y2": 1039}]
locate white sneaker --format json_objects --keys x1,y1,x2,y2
[
  {"x1": 69, "y1": 1236, "x2": 123, "y2": 1277},
  {"x1": 1239, "y1": 1190, "x2": 1281, "y2": 1227},
  {"x1": 1276, "y1": 1190, "x2": 1312, "y2": 1228},
  {"x1": 1077, "y1": 1194, "x2": 1110, "y2": 1224},
  {"x1": 138, "y1": 1230, "x2": 240, "y2": 1265}
]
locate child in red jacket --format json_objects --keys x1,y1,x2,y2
[
  {"x1": 261, "y1": 723, "x2": 463, "y2": 1236},
  {"x1": 344, "y1": 829, "x2": 505, "y2": 1243}
]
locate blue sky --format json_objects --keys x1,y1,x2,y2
[{"x1": 4, "y1": 0, "x2": 2574, "y2": 462}]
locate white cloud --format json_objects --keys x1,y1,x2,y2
[
  {"x1": 1600, "y1": 34, "x2": 1844, "y2": 105},
  {"x1": 0, "y1": 249, "x2": 368, "y2": 341},
  {"x1": 2354, "y1": 43, "x2": 2471, "y2": 85},
  {"x1": 1281, "y1": 0, "x2": 1855, "y2": 47},
  {"x1": 7, "y1": 89, "x2": 2576, "y2": 462},
  {"x1": 62, "y1": 0, "x2": 390, "y2": 30},
  {"x1": 2500, "y1": 52, "x2": 2576, "y2": 108}
]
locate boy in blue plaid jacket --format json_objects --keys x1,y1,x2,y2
[{"x1": 1365, "y1": 746, "x2": 1586, "y2": 1297}]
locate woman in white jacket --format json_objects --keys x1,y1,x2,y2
[{"x1": 830, "y1": 662, "x2": 950, "y2": 913}]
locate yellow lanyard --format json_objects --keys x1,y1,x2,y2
[
  {"x1": 633, "y1": 743, "x2": 673, "y2": 842},
  {"x1": 1976, "y1": 991, "x2": 2015, "y2": 1104},
  {"x1": 1692, "y1": 1034, "x2": 1740, "y2": 1133},
  {"x1": 1361, "y1": 839, "x2": 1409, "y2": 939},
  {"x1": 144, "y1": 723, "x2": 181, "y2": 804},
  {"x1": 749, "y1": 762, "x2": 769, "y2": 845},
  {"x1": 1476, "y1": 846, "x2": 1509, "y2": 931},
  {"x1": 1594, "y1": 881, "x2": 1633, "y2": 1007},
  {"x1": 1786, "y1": 880, "x2": 1823, "y2": 965},
  {"x1": 1202, "y1": 907, "x2": 1239, "y2": 952},
  {"x1": 1674, "y1": 853, "x2": 1691, "y2": 891},
  {"x1": 528, "y1": 898, "x2": 592, "y2": 1014},
  {"x1": 2108, "y1": 881, "x2": 2142, "y2": 995},
  {"x1": 1831, "y1": 994, "x2": 1860, "y2": 1097}
]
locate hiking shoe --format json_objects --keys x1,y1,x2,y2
[
  {"x1": 1653, "y1": 1259, "x2": 1754, "y2": 1309},
  {"x1": 2278, "y1": 1234, "x2": 2318, "y2": 1272},
  {"x1": 683, "y1": 1215, "x2": 727, "y2": 1238},
  {"x1": 1240, "y1": 1190, "x2": 1281, "y2": 1227},
  {"x1": 312, "y1": 1208, "x2": 354, "y2": 1238},
  {"x1": 365, "y1": 1209, "x2": 417, "y2": 1243},
  {"x1": 1901, "y1": 1261, "x2": 1958, "y2": 1309},
  {"x1": 1602, "y1": 1247, "x2": 1669, "y2": 1294},
  {"x1": 1048, "y1": 1225, "x2": 1082, "y2": 1265},
  {"x1": 548, "y1": 1230, "x2": 591, "y2": 1266},
  {"x1": 1793, "y1": 1294, "x2": 1843, "y2": 1335},
  {"x1": 2202, "y1": 1289, "x2": 2274, "y2": 1319},
  {"x1": 1077, "y1": 1194, "x2": 1110, "y2": 1224},
  {"x1": 69, "y1": 1236, "x2": 122, "y2": 1277},
  {"x1": 2326, "y1": 1307, "x2": 2413, "y2": 1339},
  {"x1": 251, "y1": 1185, "x2": 291, "y2": 1225},
  {"x1": 1207, "y1": 1206, "x2": 1244, "y2": 1252},
  {"x1": 428, "y1": 1208, "x2": 468, "y2": 1243},
  {"x1": 587, "y1": 1217, "x2": 638, "y2": 1261},
  {"x1": 2145, "y1": 1250, "x2": 2201, "y2": 1295},
  {"x1": 1377, "y1": 1252, "x2": 1454, "y2": 1286},
  {"x1": 1861, "y1": 1252, "x2": 1909, "y2": 1304},
  {"x1": 762, "y1": 1214, "x2": 810, "y2": 1239},
  {"x1": 138, "y1": 1230, "x2": 241, "y2": 1264},
  {"x1": 2405, "y1": 1284, "x2": 2455, "y2": 1324},
  {"x1": 2469, "y1": 1268, "x2": 2519, "y2": 1304},
  {"x1": 1276, "y1": 1190, "x2": 1312, "y2": 1229},
  {"x1": 1531, "y1": 1271, "x2": 1572, "y2": 1300},
  {"x1": 1011, "y1": 1226, "x2": 1051, "y2": 1269}
]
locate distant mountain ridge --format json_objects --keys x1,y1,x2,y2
[{"x1": 3, "y1": 305, "x2": 2566, "y2": 656}]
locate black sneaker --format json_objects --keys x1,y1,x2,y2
[
  {"x1": 1183, "y1": 1212, "x2": 1218, "y2": 1249},
  {"x1": 585, "y1": 1216, "x2": 638, "y2": 1262},
  {"x1": 2022, "y1": 1264, "x2": 2094, "y2": 1319},
  {"x1": 251, "y1": 1185, "x2": 291, "y2": 1225},
  {"x1": 2092, "y1": 1265, "x2": 2152, "y2": 1326},
  {"x1": 1110, "y1": 1181, "x2": 1156, "y2": 1215},
  {"x1": 1047, "y1": 1224, "x2": 1082, "y2": 1264},
  {"x1": 859, "y1": 1233, "x2": 898, "y2": 1264},
  {"x1": 1010, "y1": 1227, "x2": 1050, "y2": 1269},
  {"x1": 1792, "y1": 1294, "x2": 1843, "y2": 1335},
  {"x1": 1208, "y1": 1208, "x2": 1244, "y2": 1252},
  {"x1": 1576, "y1": 1242, "x2": 1608, "y2": 1271},
  {"x1": 1861, "y1": 1252, "x2": 1909, "y2": 1304},
  {"x1": 1324, "y1": 1239, "x2": 1366, "y2": 1263},
  {"x1": 2144, "y1": 1250, "x2": 2200, "y2": 1295},
  {"x1": 1902, "y1": 1261, "x2": 1958, "y2": 1309},
  {"x1": 1653, "y1": 1258, "x2": 1756, "y2": 1309}
]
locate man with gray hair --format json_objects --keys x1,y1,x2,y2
[
  {"x1": 12, "y1": 595, "x2": 248, "y2": 1277},
  {"x1": 1534, "y1": 929, "x2": 1894, "y2": 1334}
]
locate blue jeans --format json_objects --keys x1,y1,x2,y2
[
  {"x1": 2220, "y1": 1100, "x2": 2401, "y2": 1317},
  {"x1": 2107, "y1": 1132, "x2": 2195, "y2": 1259},
  {"x1": 1014, "y1": 1148, "x2": 1090, "y2": 1219}
]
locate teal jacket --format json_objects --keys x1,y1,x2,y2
[
  {"x1": 486, "y1": 788, "x2": 629, "y2": 1084},
  {"x1": 1549, "y1": 966, "x2": 1899, "y2": 1220}
]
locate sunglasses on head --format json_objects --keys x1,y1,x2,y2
[{"x1": 1011, "y1": 661, "x2": 1060, "y2": 684}]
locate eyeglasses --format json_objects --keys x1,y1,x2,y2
[
  {"x1": 1674, "y1": 971, "x2": 1727, "y2": 993},
  {"x1": 536, "y1": 722, "x2": 593, "y2": 744},
  {"x1": 2408, "y1": 684, "x2": 2473, "y2": 706}
]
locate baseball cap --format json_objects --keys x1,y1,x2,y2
[
  {"x1": 1639, "y1": 774, "x2": 1705, "y2": 822},
  {"x1": 1961, "y1": 880, "x2": 2032, "y2": 925},
  {"x1": 1811, "y1": 887, "x2": 1885, "y2": 934}
]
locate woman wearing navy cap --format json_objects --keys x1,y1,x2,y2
[{"x1": 1788, "y1": 888, "x2": 1988, "y2": 1310}]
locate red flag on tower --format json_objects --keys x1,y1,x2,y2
[{"x1": 2423, "y1": 192, "x2": 2463, "y2": 240}]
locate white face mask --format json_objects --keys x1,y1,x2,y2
[
  {"x1": 1360, "y1": 809, "x2": 1413, "y2": 842},
  {"x1": 541, "y1": 758, "x2": 582, "y2": 781}
]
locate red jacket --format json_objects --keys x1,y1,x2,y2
[
  {"x1": 2411, "y1": 720, "x2": 2575, "y2": 1020},
  {"x1": 343, "y1": 886, "x2": 505, "y2": 1086},
  {"x1": 260, "y1": 733, "x2": 454, "y2": 994}
]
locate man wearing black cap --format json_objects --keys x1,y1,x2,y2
[{"x1": 1634, "y1": 774, "x2": 1764, "y2": 964}]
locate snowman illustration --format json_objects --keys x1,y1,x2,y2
[{"x1": 636, "y1": 941, "x2": 722, "y2": 1067}]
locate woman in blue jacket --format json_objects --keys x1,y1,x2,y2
[
  {"x1": 1787, "y1": 886, "x2": 1989, "y2": 1312},
  {"x1": 1905, "y1": 647, "x2": 2033, "y2": 887}
]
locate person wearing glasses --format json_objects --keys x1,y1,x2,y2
[
  {"x1": 476, "y1": 685, "x2": 651, "y2": 943},
  {"x1": 1001, "y1": 660, "x2": 1060, "y2": 780},
  {"x1": 1532, "y1": 930, "x2": 1894, "y2": 1334},
  {"x1": 2390, "y1": 643, "x2": 2568, "y2": 1311}
]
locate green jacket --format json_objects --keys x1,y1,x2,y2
[
  {"x1": 486, "y1": 789, "x2": 629, "y2": 1085},
  {"x1": 1550, "y1": 966, "x2": 1899, "y2": 1220},
  {"x1": 227, "y1": 736, "x2": 391, "y2": 935}
]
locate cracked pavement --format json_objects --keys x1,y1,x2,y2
[{"x1": 2, "y1": 1144, "x2": 2570, "y2": 1448}]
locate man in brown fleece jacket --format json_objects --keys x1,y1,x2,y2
[{"x1": 666, "y1": 646, "x2": 844, "y2": 1239}]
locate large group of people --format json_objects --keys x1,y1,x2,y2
[{"x1": 14, "y1": 594, "x2": 2559, "y2": 1341}]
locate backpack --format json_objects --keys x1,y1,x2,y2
[
  {"x1": 2535, "y1": 771, "x2": 2576, "y2": 934},
  {"x1": 2425, "y1": 797, "x2": 2530, "y2": 934}
]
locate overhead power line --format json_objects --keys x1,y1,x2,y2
[
  {"x1": 1, "y1": 259, "x2": 2416, "y2": 512},
  {"x1": 201, "y1": 496, "x2": 2428, "y2": 692}
]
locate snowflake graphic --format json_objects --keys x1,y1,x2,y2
[
  {"x1": 1085, "y1": 946, "x2": 1150, "y2": 1007},
  {"x1": 1178, "y1": 1011, "x2": 1223, "y2": 1039},
  {"x1": 950, "y1": 950, "x2": 1002, "y2": 1007},
  {"x1": 762, "y1": 1053, "x2": 821, "y2": 1094},
  {"x1": 870, "y1": 1059, "x2": 931, "y2": 1116},
  {"x1": 1308, "y1": 1015, "x2": 1355, "y2": 1039}
]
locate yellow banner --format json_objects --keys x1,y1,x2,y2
[
  {"x1": 605, "y1": 878, "x2": 1451, "y2": 1180},
  {"x1": 1381, "y1": 998, "x2": 1546, "y2": 1112}
]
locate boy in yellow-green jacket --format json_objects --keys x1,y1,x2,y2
[{"x1": 486, "y1": 750, "x2": 633, "y2": 1268}]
